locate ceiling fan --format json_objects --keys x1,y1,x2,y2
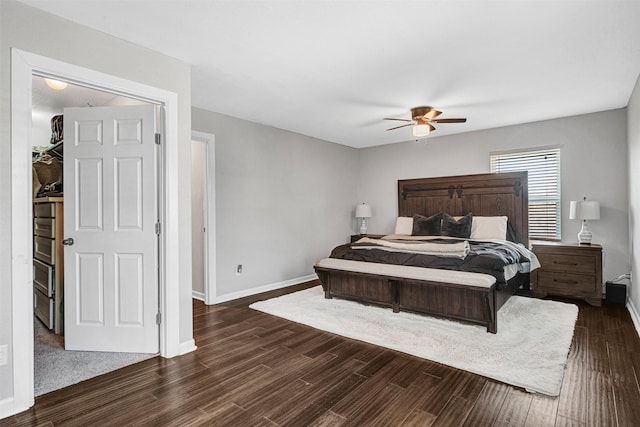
[{"x1": 384, "y1": 106, "x2": 467, "y2": 137}]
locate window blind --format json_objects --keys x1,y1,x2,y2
[{"x1": 490, "y1": 148, "x2": 561, "y2": 240}]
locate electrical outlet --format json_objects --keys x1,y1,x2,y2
[
  {"x1": 0, "y1": 344, "x2": 8, "y2": 366},
  {"x1": 236, "y1": 264, "x2": 243, "y2": 275}
]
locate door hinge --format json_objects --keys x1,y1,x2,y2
[
  {"x1": 155, "y1": 222, "x2": 161, "y2": 235},
  {"x1": 156, "y1": 312, "x2": 162, "y2": 325},
  {"x1": 155, "y1": 133, "x2": 161, "y2": 145}
]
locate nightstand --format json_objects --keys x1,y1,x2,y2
[
  {"x1": 531, "y1": 242, "x2": 603, "y2": 306},
  {"x1": 350, "y1": 234, "x2": 386, "y2": 243}
]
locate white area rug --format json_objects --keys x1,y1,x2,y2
[
  {"x1": 250, "y1": 286, "x2": 578, "y2": 396},
  {"x1": 34, "y1": 318, "x2": 156, "y2": 396}
]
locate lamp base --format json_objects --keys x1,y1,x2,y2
[
  {"x1": 359, "y1": 218, "x2": 368, "y2": 235},
  {"x1": 577, "y1": 220, "x2": 593, "y2": 245}
]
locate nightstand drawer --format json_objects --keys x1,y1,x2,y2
[
  {"x1": 537, "y1": 271, "x2": 596, "y2": 294},
  {"x1": 536, "y1": 253, "x2": 595, "y2": 274}
]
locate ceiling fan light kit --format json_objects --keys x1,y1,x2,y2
[
  {"x1": 412, "y1": 124, "x2": 431, "y2": 137},
  {"x1": 384, "y1": 105, "x2": 467, "y2": 138}
]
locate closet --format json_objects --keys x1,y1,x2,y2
[{"x1": 32, "y1": 114, "x2": 65, "y2": 334}]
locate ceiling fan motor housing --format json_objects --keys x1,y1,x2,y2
[{"x1": 411, "y1": 106, "x2": 434, "y2": 122}]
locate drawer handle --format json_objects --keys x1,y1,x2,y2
[
  {"x1": 62, "y1": 238, "x2": 74, "y2": 246},
  {"x1": 553, "y1": 261, "x2": 578, "y2": 266},
  {"x1": 553, "y1": 279, "x2": 579, "y2": 285}
]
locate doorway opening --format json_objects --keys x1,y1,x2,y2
[
  {"x1": 191, "y1": 131, "x2": 216, "y2": 304},
  {"x1": 31, "y1": 76, "x2": 158, "y2": 396},
  {"x1": 10, "y1": 48, "x2": 183, "y2": 415}
]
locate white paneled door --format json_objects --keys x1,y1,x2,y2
[{"x1": 63, "y1": 105, "x2": 159, "y2": 353}]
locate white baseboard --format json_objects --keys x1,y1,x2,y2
[
  {"x1": 0, "y1": 397, "x2": 30, "y2": 421},
  {"x1": 207, "y1": 274, "x2": 317, "y2": 305},
  {"x1": 627, "y1": 298, "x2": 640, "y2": 339},
  {"x1": 191, "y1": 290, "x2": 205, "y2": 301},
  {"x1": 179, "y1": 339, "x2": 197, "y2": 355}
]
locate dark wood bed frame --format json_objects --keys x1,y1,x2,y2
[{"x1": 314, "y1": 172, "x2": 529, "y2": 333}]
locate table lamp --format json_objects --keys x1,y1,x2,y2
[
  {"x1": 569, "y1": 197, "x2": 600, "y2": 245},
  {"x1": 355, "y1": 203, "x2": 372, "y2": 235}
]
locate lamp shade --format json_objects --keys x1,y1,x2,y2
[
  {"x1": 568, "y1": 201, "x2": 579, "y2": 220},
  {"x1": 580, "y1": 201, "x2": 600, "y2": 220},
  {"x1": 355, "y1": 203, "x2": 372, "y2": 218},
  {"x1": 569, "y1": 200, "x2": 601, "y2": 220}
]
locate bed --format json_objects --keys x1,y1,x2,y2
[{"x1": 314, "y1": 172, "x2": 535, "y2": 333}]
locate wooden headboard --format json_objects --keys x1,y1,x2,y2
[{"x1": 398, "y1": 172, "x2": 529, "y2": 245}]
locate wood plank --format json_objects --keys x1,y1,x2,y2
[
  {"x1": 431, "y1": 395, "x2": 475, "y2": 427},
  {"x1": 523, "y1": 394, "x2": 558, "y2": 427},
  {"x1": 462, "y1": 381, "x2": 510, "y2": 426},
  {"x1": 612, "y1": 383, "x2": 640, "y2": 426},
  {"x1": 303, "y1": 336, "x2": 345, "y2": 359},
  {"x1": 608, "y1": 342, "x2": 639, "y2": 390},
  {"x1": 390, "y1": 358, "x2": 430, "y2": 389},
  {"x1": 400, "y1": 408, "x2": 438, "y2": 426},
  {"x1": 586, "y1": 333, "x2": 611, "y2": 374},
  {"x1": 568, "y1": 325, "x2": 588, "y2": 362},
  {"x1": 557, "y1": 359, "x2": 588, "y2": 423},
  {"x1": 305, "y1": 411, "x2": 347, "y2": 427},
  {"x1": 367, "y1": 372, "x2": 442, "y2": 425},
  {"x1": 268, "y1": 372, "x2": 368, "y2": 426},
  {"x1": 418, "y1": 369, "x2": 477, "y2": 417},
  {"x1": 330, "y1": 356, "x2": 411, "y2": 418},
  {"x1": 555, "y1": 415, "x2": 585, "y2": 426},
  {"x1": 493, "y1": 388, "x2": 532, "y2": 427},
  {"x1": 587, "y1": 371, "x2": 616, "y2": 427}
]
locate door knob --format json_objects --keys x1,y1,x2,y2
[{"x1": 62, "y1": 238, "x2": 74, "y2": 246}]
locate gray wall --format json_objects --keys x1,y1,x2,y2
[
  {"x1": 0, "y1": 0, "x2": 193, "y2": 405},
  {"x1": 192, "y1": 108, "x2": 359, "y2": 297},
  {"x1": 628, "y1": 75, "x2": 640, "y2": 313},
  {"x1": 357, "y1": 109, "x2": 630, "y2": 286}
]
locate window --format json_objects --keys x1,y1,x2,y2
[{"x1": 490, "y1": 147, "x2": 561, "y2": 240}]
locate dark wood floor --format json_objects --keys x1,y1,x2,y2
[{"x1": 3, "y1": 280, "x2": 640, "y2": 426}]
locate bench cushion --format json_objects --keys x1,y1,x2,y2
[{"x1": 315, "y1": 258, "x2": 496, "y2": 289}]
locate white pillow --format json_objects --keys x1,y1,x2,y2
[
  {"x1": 470, "y1": 216, "x2": 508, "y2": 240},
  {"x1": 394, "y1": 216, "x2": 413, "y2": 235}
]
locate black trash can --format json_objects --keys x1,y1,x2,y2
[{"x1": 605, "y1": 281, "x2": 627, "y2": 305}]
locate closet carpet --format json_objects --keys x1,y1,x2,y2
[{"x1": 34, "y1": 318, "x2": 156, "y2": 396}]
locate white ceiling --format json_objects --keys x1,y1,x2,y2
[
  {"x1": 19, "y1": 0, "x2": 640, "y2": 148},
  {"x1": 32, "y1": 76, "x2": 122, "y2": 112}
]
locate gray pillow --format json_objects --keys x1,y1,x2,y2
[
  {"x1": 441, "y1": 213, "x2": 473, "y2": 238},
  {"x1": 412, "y1": 213, "x2": 443, "y2": 236}
]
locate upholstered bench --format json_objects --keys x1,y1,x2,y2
[{"x1": 314, "y1": 258, "x2": 500, "y2": 333}]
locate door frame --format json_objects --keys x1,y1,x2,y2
[
  {"x1": 10, "y1": 49, "x2": 181, "y2": 412},
  {"x1": 191, "y1": 131, "x2": 217, "y2": 304}
]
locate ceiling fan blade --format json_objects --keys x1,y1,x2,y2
[
  {"x1": 386, "y1": 123, "x2": 413, "y2": 131},
  {"x1": 431, "y1": 118, "x2": 467, "y2": 123},
  {"x1": 383, "y1": 117, "x2": 413, "y2": 122},
  {"x1": 423, "y1": 109, "x2": 442, "y2": 120},
  {"x1": 429, "y1": 123, "x2": 436, "y2": 132}
]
